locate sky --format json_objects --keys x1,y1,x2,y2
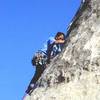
[{"x1": 0, "y1": 0, "x2": 81, "y2": 100}]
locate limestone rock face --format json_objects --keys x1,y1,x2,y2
[{"x1": 24, "y1": 0, "x2": 100, "y2": 100}]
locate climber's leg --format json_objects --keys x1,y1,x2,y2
[{"x1": 25, "y1": 65, "x2": 44, "y2": 95}]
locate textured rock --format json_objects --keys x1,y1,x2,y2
[{"x1": 24, "y1": 0, "x2": 100, "y2": 100}]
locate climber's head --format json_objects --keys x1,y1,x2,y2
[{"x1": 55, "y1": 32, "x2": 65, "y2": 41}]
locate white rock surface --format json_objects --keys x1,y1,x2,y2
[{"x1": 24, "y1": 0, "x2": 100, "y2": 100}]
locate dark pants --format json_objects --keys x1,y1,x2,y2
[{"x1": 25, "y1": 65, "x2": 45, "y2": 94}]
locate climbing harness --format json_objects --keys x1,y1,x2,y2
[{"x1": 32, "y1": 50, "x2": 47, "y2": 66}]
